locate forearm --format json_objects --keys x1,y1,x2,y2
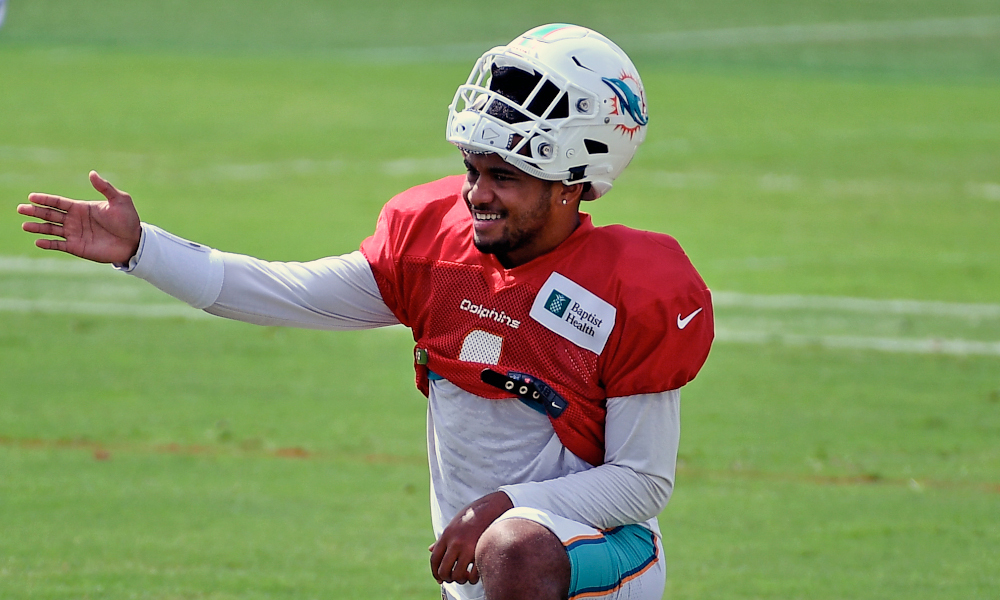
[
  {"x1": 500, "y1": 464, "x2": 671, "y2": 529},
  {"x1": 499, "y1": 390, "x2": 680, "y2": 529},
  {"x1": 206, "y1": 250, "x2": 399, "y2": 329},
  {"x1": 118, "y1": 224, "x2": 400, "y2": 330}
]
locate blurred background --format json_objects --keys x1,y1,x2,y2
[{"x1": 1, "y1": 1, "x2": 998, "y2": 598}]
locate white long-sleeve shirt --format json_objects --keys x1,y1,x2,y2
[{"x1": 119, "y1": 224, "x2": 680, "y2": 537}]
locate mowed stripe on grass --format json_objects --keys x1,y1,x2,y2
[{"x1": 1, "y1": 435, "x2": 995, "y2": 496}]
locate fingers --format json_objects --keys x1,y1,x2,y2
[
  {"x1": 19, "y1": 198, "x2": 68, "y2": 254},
  {"x1": 89, "y1": 170, "x2": 130, "y2": 203},
  {"x1": 18, "y1": 203, "x2": 68, "y2": 225},
  {"x1": 22, "y1": 193, "x2": 75, "y2": 213},
  {"x1": 450, "y1": 558, "x2": 477, "y2": 585},
  {"x1": 22, "y1": 220, "x2": 65, "y2": 238},
  {"x1": 21, "y1": 214, "x2": 69, "y2": 253},
  {"x1": 25, "y1": 171, "x2": 127, "y2": 208},
  {"x1": 430, "y1": 542, "x2": 476, "y2": 584},
  {"x1": 34, "y1": 238, "x2": 68, "y2": 252},
  {"x1": 429, "y1": 541, "x2": 445, "y2": 583}
]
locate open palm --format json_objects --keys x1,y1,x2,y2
[{"x1": 17, "y1": 171, "x2": 143, "y2": 264}]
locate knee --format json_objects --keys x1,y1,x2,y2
[
  {"x1": 475, "y1": 517, "x2": 569, "y2": 598},
  {"x1": 476, "y1": 517, "x2": 556, "y2": 566}
]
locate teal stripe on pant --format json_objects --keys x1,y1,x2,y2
[{"x1": 565, "y1": 525, "x2": 659, "y2": 598}]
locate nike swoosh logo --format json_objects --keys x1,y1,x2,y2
[{"x1": 677, "y1": 308, "x2": 703, "y2": 330}]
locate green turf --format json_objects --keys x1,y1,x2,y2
[{"x1": 2, "y1": 1, "x2": 999, "y2": 598}]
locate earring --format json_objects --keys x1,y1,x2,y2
[{"x1": 561, "y1": 199, "x2": 568, "y2": 205}]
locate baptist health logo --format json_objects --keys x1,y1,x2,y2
[
  {"x1": 531, "y1": 274, "x2": 615, "y2": 354},
  {"x1": 545, "y1": 290, "x2": 571, "y2": 318},
  {"x1": 542, "y1": 287, "x2": 606, "y2": 339}
]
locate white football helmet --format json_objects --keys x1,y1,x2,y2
[{"x1": 447, "y1": 24, "x2": 648, "y2": 200}]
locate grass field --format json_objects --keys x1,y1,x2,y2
[{"x1": 1, "y1": 1, "x2": 999, "y2": 598}]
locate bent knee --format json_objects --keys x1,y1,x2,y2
[
  {"x1": 475, "y1": 517, "x2": 570, "y2": 578},
  {"x1": 476, "y1": 517, "x2": 571, "y2": 598}
]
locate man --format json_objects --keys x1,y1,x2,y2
[{"x1": 18, "y1": 24, "x2": 713, "y2": 600}]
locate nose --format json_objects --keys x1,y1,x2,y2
[{"x1": 466, "y1": 175, "x2": 494, "y2": 207}]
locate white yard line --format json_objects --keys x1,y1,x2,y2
[
  {"x1": 11, "y1": 148, "x2": 995, "y2": 198},
  {"x1": 9, "y1": 257, "x2": 994, "y2": 319},
  {"x1": 3, "y1": 295, "x2": 994, "y2": 356},
  {"x1": 2, "y1": 256, "x2": 997, "y2": 356},
  {"x1": 713, "y1": 291, "x2": 1000, "y2": 319},
  {"x1": 334, "y1": 16, "x2": 1000, "y2": 62},
  {"x1": 624, "y1": 16, "x2": 1000, "y2": 52},
  {"x1": 716, "y1": 328, "x2": 1000, "y2": 357},
  {"x1": 2, "y1": 147, "x2": 463, "y2": 182},
  {"x1": 0, "y1": 256, "x2": 119, "y2": 276},
  {"x1": 0, "y1": 298, "x2": 210, "y2": 320}
]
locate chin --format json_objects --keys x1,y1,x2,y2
[{"x1": 473, "y1": 237, "x2": 511, "y2": 256}]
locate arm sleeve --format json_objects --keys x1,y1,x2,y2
[
  {"x1": 118, "y1": 223, "x2": 400, "y2": 330},
  {"x1": 498, "y1": 390, "x2": 680, "y2": 530}
]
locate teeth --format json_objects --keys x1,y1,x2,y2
[{"x1": 475, "y1": 213, "x2": 501, "y2": 221}]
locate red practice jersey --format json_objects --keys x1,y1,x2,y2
[{"x1": 361, "y1": 176, "x2": 713, "y2": 466}]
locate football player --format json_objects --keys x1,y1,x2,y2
[{"x1": 19, "y1": 24, "x2": 714, "y2": 600}]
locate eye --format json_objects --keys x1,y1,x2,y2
[{"x1": 492, "y1": 169, "x2": 522, "y2": 183}]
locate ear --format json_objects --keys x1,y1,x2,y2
[{"x1": 556, "y1": 182, "x2": 585, "y2": 206}]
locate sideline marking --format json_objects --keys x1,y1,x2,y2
[
  {"x1": 713, "y1": 291, "x2": 1000, "y2": 319},
  {"x1": 624, "y1": 16, "x2": 1000, "y2": 51},
  {"x1": 0, "y1": 298, "x2": 211, "y2": 320},
  {"x1": 716, "y1": 328, "x2": 1000, "y2": 357},
  {"x1": 2, "y1": 256, "x2": 997, "y2": 355},
  {"x1": 7, "y1": 257, "x2": 997, "y2": 317},
  {"x1": 0, "y1": 255, "x2": 117, "y2": 275},
  {"x1": 330, "y1": 16, "x2": 1000, "y2": 61},
  {"x1": 3, "y1": 147, "x2": 462, "y2": 182}
]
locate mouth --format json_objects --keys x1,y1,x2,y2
[
  {"x1": 470, "y1": 209, "x2": 506, "y2": 241},
  {"x1": 470, "y1": 206, "x2": 507, "y2": 226},
  {"x1": 473, "y1": 211, "x2": 503, "y2": 222}
]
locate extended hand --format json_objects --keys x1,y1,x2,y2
[
  {"x1": 429, "y1": 491, "x2": 514, "y2": 585},
  {"x1": 18, "y1": 171, "x2": 142, "y2": 264}
]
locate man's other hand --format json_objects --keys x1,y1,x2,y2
[
  {"x1": 429, "y1": 491, "x2": 514, "y2": 586},
  {"x1": 18, "y1": 171, "x2": 142, "y2": 264}
]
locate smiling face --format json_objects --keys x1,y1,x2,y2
[{"x1": 461, "y1": 151, "x2": 582, "y2": 268}]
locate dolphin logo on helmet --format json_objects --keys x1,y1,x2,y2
[{"x1": 602, "y1": 77, "x2": 649, "y2": 127}]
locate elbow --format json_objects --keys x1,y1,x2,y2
[
  {"x1": 613, "y1": 467, "x2": 675, "y2": 524},
  {"x1": 645, "y1": 472, "x2": 674, "y2": 516}
]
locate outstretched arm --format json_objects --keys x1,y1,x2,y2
[
  {"x1": 17, "y1": 171, "x2": 142, "y2": 264},
  {"x1": 19, "y1": 172, "x2": 400, "y2": 330}
]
